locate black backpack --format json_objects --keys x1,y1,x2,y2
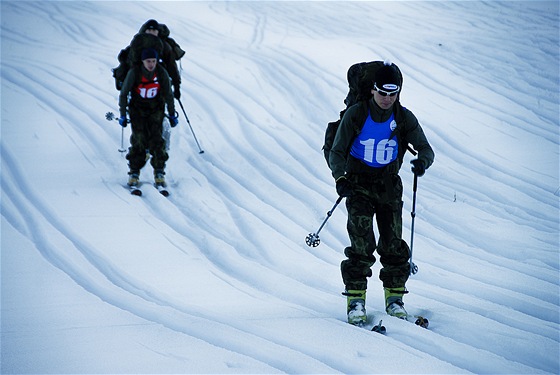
[
  {"x1": 160, "y1": 24, "x2": 186, "y2": 61},
  {"x1": 323, "y1": 61, "x2": 412, "y2": 168},
  {"x1": 112, "y1": 47, "x2": 131, "y2": 91},
  {"x1": 344, "y1": 61, "x2": 403, "y2": 107},
  {"x1": 112, "y1": 24, "x2": 185, "y2": 91}
]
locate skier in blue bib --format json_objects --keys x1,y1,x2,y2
[{"x1": 329, "y1": 62, "x2": 435, "y2": 325}]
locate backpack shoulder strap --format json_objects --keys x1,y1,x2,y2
[{"x1": 349, "y1": 100, "x2": 369, "y2": 135}]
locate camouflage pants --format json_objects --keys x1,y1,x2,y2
[
  {"x1": 341, "y1": 173, "x2": 411, "y2": 291},
  {"x1": 126, "y1": 105, "x2": 168, "y2": 172}
]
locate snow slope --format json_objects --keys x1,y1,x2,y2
[{"x1": 1, "y1": 1, "x2": 559, "y2": 374}]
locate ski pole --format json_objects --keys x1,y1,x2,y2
[
  {"x1": 177, "y1": 98, "x2": 204, "y2": 154},
  {"x1": 305, "y1": 196, "x2": 343, "y2": 247},
  {"x1": 119, "y1": 127, "x2": 126, "y2": 154},
  {"x1": 105, "y1": 112, "x2": 126, "y2": 154},
  {"x1": 409, "y1": 173, "x2": 419, "y2": 275}
]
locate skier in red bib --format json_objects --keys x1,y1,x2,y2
[{"x1": 118, "y1": 48, "x2": 177, "y2": 189}]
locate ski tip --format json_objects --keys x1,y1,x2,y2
[
  {"x1": 414, "y1": 316, "x2": 429, "y2": 329},
  {"x1": 130, "y1": 187, "x2": 142, "y2": 196},
  {"x1": 155, "y1": 184, "x2": 170, "y2": 197},
  {"x1": 370, "y1": 319, "x2": 386, "y2": 334}
]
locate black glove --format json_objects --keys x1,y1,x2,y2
[
  {"x1": 118, "y1": 116, "x2": 128, "y2": 128},
  {"x1": 410, "y1": 159, "x2": 426, "y2": 176},
  {"x1": 169, "y1": 115, "x2": 179, "y2": 128},
  {"x1": 336, "y1": 176, "x2": 353, "y2": 197},
  {"x1": 173, "y1": 84, "x2": 181, "y2": 99}
]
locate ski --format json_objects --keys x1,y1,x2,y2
[
  {"x1": 390, "y1": 314, "x2": 429, "y2": 328},
  {"x1": 125, "y1": 182, "x2": 169, "y2": 197},
  {"x1": 348, "y1": 314, "x2": 427, "y2": 333},
  {"x1": 371, "y1": 319, "x2": 387, "y2": 334},
  {"x1": 409, "y1": 315, "x2": 429, "y2": 328}
]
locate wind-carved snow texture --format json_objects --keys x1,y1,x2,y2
[{"x1": 1, "y1": 1, "x2": 559, "y2": 374}]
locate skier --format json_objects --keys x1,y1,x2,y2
[
  {"x1": 328, "y1": 62, "x2": 434, "y2": 325},
  {"x1": 118, "y1": 48, "x2": 178, "y2": 190}
]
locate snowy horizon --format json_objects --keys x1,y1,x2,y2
[{"x1": 1, "y1": 1, "x2": 559, "y2": 374}]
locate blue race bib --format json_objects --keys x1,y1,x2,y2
[{"x1": 350, "y1": 112, "x2": 398, "y2": 168}]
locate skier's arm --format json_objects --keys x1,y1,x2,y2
[
  {"x1": 329, "y1": 105, "x2": 359, "y2": 180},
  {"x1": 118, "y1": 69, "x2": 136, "y2": 118}
]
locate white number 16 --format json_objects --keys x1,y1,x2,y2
[{"x1": 360, "y1": 138, "x2": 397, "y2": 164}]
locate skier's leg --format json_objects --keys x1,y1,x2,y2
[
  {"x1": 126, "y1": 110, "x2": 149, "y2": 177},
  {"x1": 341, "y1": 191, "x2": 376, "y2": 292}
]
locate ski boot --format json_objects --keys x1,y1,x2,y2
[
  {"x1": 154, "y1": 169, "x2": 167, "y2": 188},
  {"x1": 385, "y1": 287, "x2": 408, "y2": 319},
  {"x1": 128, "y1": 171, "x2": 140, "y2": 187},
  {"x1": 153, "y1": 169, "x2": 169, "y2": 196},
  {"x1": 344, "y1": 290, "x2": 367, "y2": 326}
]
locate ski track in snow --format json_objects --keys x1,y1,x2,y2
[{"x1": 1, "y1": 1, "x2": 559, "y2": 374}]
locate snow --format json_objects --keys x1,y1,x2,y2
[{"x1": 1, "y1": 1, "x2": 559, "y2": 374}]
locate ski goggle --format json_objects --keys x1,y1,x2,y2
[{"x1": 374, "y1": 84, "x2": 400, "y2": 97}]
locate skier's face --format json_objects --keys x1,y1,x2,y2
[
  {"x1": 145, "y1": 28, "x2": 159, "y2": 37},
  {"x1": 372, "y1": 88, "x2": 398, "y2": 110},
  {"x1": 142, "y1": 58, "x2": 157, "y2": 72}
]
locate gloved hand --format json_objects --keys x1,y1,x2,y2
[
  {"x1": 336, "y1": 176, "x2": 353, "y2": 197},
  {"x1": 410, "y1": 159, "x2": 426, "y2": 176},
  {"x1": 169, "y1": 115, "x2": 179, "y2": 128},
  {"x1": 173, "y1": 84, "x2": 181, "y2": 99},
  {"x1": 118, "y1": 116, "x2": 128, "y2": 128}
]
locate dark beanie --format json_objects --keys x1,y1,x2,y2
[
  {"x1": 141, "y1": 48, "x2": 158, "y2": 61},
  {"x1": 375, "y1": 64, "x2": 401, "y2": 91},
  {"x1": 144, "y1": 19, "x2": 160, "y2": 31}
]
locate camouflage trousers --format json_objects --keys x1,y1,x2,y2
[
  {"x1": 126, "y1": 105, "x2": 168, "y2": 172},
  {"x1": 341, "y1": 173, "x2": 411, "y2": 291}
]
